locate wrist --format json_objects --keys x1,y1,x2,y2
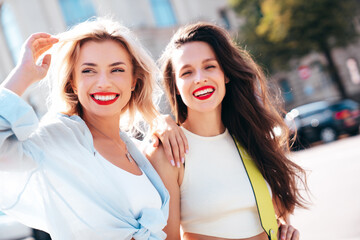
[{"x1": 1, "y1": 67, "x2": 34, "y2": 96}]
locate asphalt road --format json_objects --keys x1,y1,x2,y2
[{"x1": 289, "y1": 135, "x2": 360, "y2": 240}]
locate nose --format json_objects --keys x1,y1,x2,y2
[
  {"x1": 194, "y1": 70, "x2": 207, "y2": 84},
  {"x1": 96, "y1": 72, "x2": 112, "y2": 89}
]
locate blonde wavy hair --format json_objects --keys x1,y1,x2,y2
[{"x1": 46, "y1": 17, "x2": 160, "y2": 131}]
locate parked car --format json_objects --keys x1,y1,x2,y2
[
  {"x1": 0, "y1": 211, "x2": 32, "y2": 240},
  {"x1": 285, "y1": 99, "x2": 360, "y2": 149}
]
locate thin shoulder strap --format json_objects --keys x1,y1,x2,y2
[{"x1": 232, "y1": 136, "x2": 278, "y2": 240}]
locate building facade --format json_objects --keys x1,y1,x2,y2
[
  {"x1": 0, "y1": 0, "x2": 359, "y2": 115},
  {"x1": 0, "y1": 0, "x2": 239, "y2": 116}
]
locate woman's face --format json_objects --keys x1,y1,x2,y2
[
  {"x1": 172, "y1": 41, "x2": 227, "y2": 117},
  {"x1": 73, "y1": 40, "x2": 135, "y2": 119}
]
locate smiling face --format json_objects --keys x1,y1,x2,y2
[
  {"x1": 172, "y1": 41, "x2": 227, "y2": 118},
  {"x1": 72, "y1": 40, "x2": 135, "y2": 119}
]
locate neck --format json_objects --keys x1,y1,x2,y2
[
  {"x1": 83, "y1": 113, "x2": 121, "y2": 141},
  {"x1": 182, "y1": 109, "x2": 225, "y2": 137}
]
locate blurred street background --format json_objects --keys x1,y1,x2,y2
[{"x1": 0, "y1": 0, "x2": 359, "y2": 239}]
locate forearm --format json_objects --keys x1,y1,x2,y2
[{"x1": 1, "y1": 66, "x2": 34, "y2": 96}]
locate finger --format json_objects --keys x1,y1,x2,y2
[
  {"x1": 168, "y1": 135, "x2": 181, "y2": 168},
  {"x1": 34, "y1": 44, "x2": 54, "y2": 61},
  {"x1": 285, "y1": 226, "x2": 296, "y2": 240},
  {"x1": 279, "y1": 224, "x2": 288, "y2": 240},
  {"x1": 175, "y1": 134, "x2": 185, "y2": 164},
  {"x1": 33, "y1": 37, "x2": 58, "y2": 52},
  {"x1": 152, "y1": 136, "x2": 160, "y2": 148},
  {"x1": 26, "y1": 33, "x2": 53, "y2": 48},
  {"x1": 291, "y1": 229, "x2": 300, "y2": 240},
  {"x1": 41, "y1": 54, "x2": 52, "y2": 71},
  {"x1": 162, "y1": 140, "x2": 175, "y2": 167}
]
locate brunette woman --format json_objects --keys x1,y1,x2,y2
[{"x1": 147, "y1": 22, "x2": 308, "y2": 240}]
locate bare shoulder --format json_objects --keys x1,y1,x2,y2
[{"x1": 144, "y1": 144, "x2": 180, "y2": 182}]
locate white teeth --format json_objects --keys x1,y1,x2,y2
[
  {"x1": 93, "y1": 94, "x2": 117, "y2": 101},
  {"x1": 194, "y1": 88, "x2": 214, "y2": 97}
]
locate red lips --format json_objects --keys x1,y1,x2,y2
[
  {"x1": 192, "y1": 86, "x2": 215, "y2": 100},
  {"x1": 90, "y1": 92, "x2": 119, "y2": 105}
]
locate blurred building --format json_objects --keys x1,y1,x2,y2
[
  {"x1": 273, "y1": 16, "x2": 360, "y2": 111},
  {"x1": 1, "y1": 0, "x2": 359, "y2": 115},
  {"x1": 0, "y1": 0, "x2": 240, "y2": 116}
]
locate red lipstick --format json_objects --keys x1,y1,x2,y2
[
  {"x1": 90, "y1": 92, "x2": 119, "y2": 105},
  {"x1": 192, "y1": 86, "x2": 215, "y2": 100}
]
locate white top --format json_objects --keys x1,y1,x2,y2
[
  {"x1": 180, "y1": 127, "x2": 271, "y2": 238},
  {"x1": 100, "y1": 154, "x2": 162, "y2": 219},
  {"x1": 0, "y1": 88, "x2": 169, "y2": 240}
]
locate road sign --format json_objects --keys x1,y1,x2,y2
[{"x1": 298, "y1": 65, "x2": 311, "y2": 80}]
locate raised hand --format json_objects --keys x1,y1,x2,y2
[{"x1": 1, "y1": 32, "x2": 58, "y2": 96}]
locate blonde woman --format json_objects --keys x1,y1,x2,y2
[{"x1": 0, "y1": 18, "x2": 184, "y2": 240}]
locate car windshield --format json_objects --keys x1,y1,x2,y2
[
  {"x1": 295, "y1": 101, "x2": 329, "y2": 118},
  {"x1": 330, "y1": 100, "x2": 359, "y2": 111}
]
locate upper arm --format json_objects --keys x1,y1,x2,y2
[
  {"x1": 146, "y1": 145, "x2": 182, "y2": 240},
  {"x1": 0, "y1": 88, "x2": 41, "y2": 168}
]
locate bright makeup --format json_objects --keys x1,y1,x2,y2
[
  {"x1": 192, "y1": 86, "x2": 215, "y2": 100},
  {"x1": 90, "y1": 92, "x2": 119, "y2": 105}
]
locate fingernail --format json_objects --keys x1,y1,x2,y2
[
  {"x1": 186, "y1": 149, "x2": 189, "y2": 154},
  {"x1": 177, "y1": 162, "x2": 181, "y2": 168},
  {"x1": 170, "y1": 160, "x2": 175, "y2": 166},
  {"x1": 181, "y1": 157, "x2": 185, "y2": 163}
]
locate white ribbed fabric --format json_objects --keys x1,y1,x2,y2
[{"x1": 180, "y1": 127, "x2": 271, "y2": 238}]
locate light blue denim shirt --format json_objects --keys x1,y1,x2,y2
[{"x1": 0, "y1": 88, "x2": 169, "y2": 240}]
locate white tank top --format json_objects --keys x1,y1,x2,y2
[{"x1": 180, "y1": 127, "x2": 271, "y2": 238}]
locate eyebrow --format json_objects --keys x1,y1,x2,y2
[
  {"x1": 179, "y1": 58, "x2": 217, "y2": 70},
  {"x1": 81, "y1": 61, "x2": 127, "y2": 67}
]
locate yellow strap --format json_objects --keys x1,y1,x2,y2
[{"x1": 233, "y1": 138, "x2": 278, "y2": 240}]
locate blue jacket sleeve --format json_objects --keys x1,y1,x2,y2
[{"x1": 0, "y1": 87, "x2": 44, "y2": 208}]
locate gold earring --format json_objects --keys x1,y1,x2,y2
[{"x1": 74, "y1": 89, "x2": 78, "y2": 94}]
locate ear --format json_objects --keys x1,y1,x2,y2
[
  {"x1": 225, "y1": 76, "x2": 230, "y2": 84},
  {"x1": 71, "y1": 83, "x2": 78, "y2": 94},
  {"x1": 131, "y1": 78, "x2": 138, "y2": 91}
]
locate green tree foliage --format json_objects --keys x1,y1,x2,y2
[{"x1": 230, "y1": 0, "x2": 360, "y2": 98}]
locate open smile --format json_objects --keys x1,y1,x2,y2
[
  {"x1": 192, "y1": 86, "x2": 215, "y2": 100},
  {"x1": 90, "y1": 92, "x2": 120, "y2": 105}
]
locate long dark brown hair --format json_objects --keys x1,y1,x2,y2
[{"x1": 159, "y1": 22, "x2": 308, "y2": 217}]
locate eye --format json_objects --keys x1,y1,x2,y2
[
  {"x1": 205, "y1": 65, "x2": 216, "y2": 70},
  {"x1": 112, "y1": 68, "x2": 125, "y2": 73},
  {"x1": 181, "y1": 71, "x2": 192, "y2": 77},
  {"x1": 82, "y1": 68, "x2": 95, "y2": 74}
]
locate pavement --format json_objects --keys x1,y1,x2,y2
[{"x1": 289, "y1": 135, "x2": 360, "y2": 240}]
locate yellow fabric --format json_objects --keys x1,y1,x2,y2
[{"x1": 233, "y1": 138, "x2": 278, "y2": 240}]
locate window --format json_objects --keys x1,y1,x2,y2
[
  {"x1": 279, "y1": 78, "x2": 294, "y2": 103},
  {"x1": 0, "y1": 3, "x2": 23, "y2": 64},
  {"x1": 150, "y1": 0, "x2": 176, "y2": 27},
  {"x1": 346, "y1": 58, "x2": 360, "y2": 84},
  {"x1": 219, "y1": 8, "x2": 231, "y2": 30},
  {"x1": 58, "y1": 0, "x2": 96, "y2": 27}
]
